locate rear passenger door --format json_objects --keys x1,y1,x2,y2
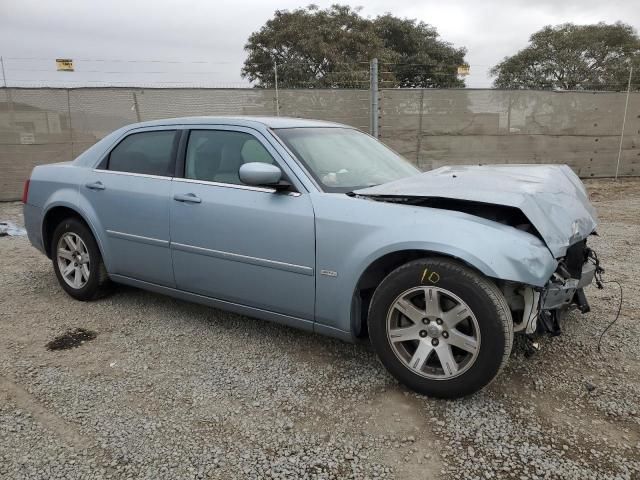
[
  {"x1": 84, "y1": 127, "x2": 179, "y2": 287},
  {"x1": 169, "y1": 126, "x2": 316, "y2": 321}
]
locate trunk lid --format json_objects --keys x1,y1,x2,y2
[{"x1": 354, "y1": 164, "x2": 597, "y2": 258}]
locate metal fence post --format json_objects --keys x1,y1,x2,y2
[
  {"x1": 66, "y1": 89, "x2": 74, "y2": 159},
  {"x1": 132, "y1": 91, "x2": 142, "y2": 122},
  {"x1": 507, "y1": 91, "x2": 513, "y2": 134},
  {"x1": 615, "y1": 66, "x2": 633, "y2": 180},
  {"x1": 370, "y1": 58, "x2": 378, "y2": 137},
  {"x1": 416, "y1": 89, "x2": 425, "y2": 165},
  {"x1": 1, "y1": 56, "x2": 16, "y2": 128},
  {"x1": 274, "y1": 62, "x2": 280, "y2": 117},
  {"x1": 0, "y1": 56, "x2": 7, "y2": 87}
]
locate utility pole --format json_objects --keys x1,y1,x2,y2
[
  {"x1": 273, "y1": 62, "x2": 280, "y2": 117},
  {"x1": 66, "y1": 89, "x2": 74, "y2": 159},
  {"x1": 370, "y1": 58, "x2": 379, "y2": 138},
  {"x1": 132, "y1": 91, "x2": 142, "y2": 122},
  {"x1": 416, "y1": 89, "x2": 425, "y2": 164},
  {"x1": 1, "y1": 56, "x2": 15, "y2": 128},
  {"x1": 615, "y1": 66, "x2": 633, "y2": 180},
  {"x1": 0, "y1": 56, "x2": 7, "y2": 87}
]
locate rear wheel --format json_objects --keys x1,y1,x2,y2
[
  {"x1": 52, "y1": 218, "x2": 110, "y2": 301},
  {"x1": 368, "y1": 258, "x2": 513, "y2": 398}
]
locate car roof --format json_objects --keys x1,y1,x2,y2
[{"x1": 128, "y1": 116, "x2": 347, "y2": 130}]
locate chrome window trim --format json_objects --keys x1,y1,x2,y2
[
  {"x1": 173, "y1": 177, "x2": 301, "y2": 197},
  {"x1": 92, "y1": 168, "x2": 301, "y2": 196},
  {"x1": 93, "y1": 168, "x2": 171, "y2": 181},
  {"x1": 172, "y1": 242, "x2": 313, "y2": 276},
  {"x1": 106, "y1": 230, "x2": 169, "y2": 247}
]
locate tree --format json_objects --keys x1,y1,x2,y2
[
  {"x1": 491, "y1": 22, "x2": 640, "y2": 91},
  {"x1": 241, "y1": 4, "x2": 467, "y2": 88},
  {"x1": 373, "y1": 15, "x2": 466, "y2": 88}
]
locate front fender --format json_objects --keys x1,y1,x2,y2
[
  {"x1": 311, "y1": 194, "x2": 557, "y2": 334},
  {"x1": 355, "y1": 232, "x2": 555, "y2": 289}
]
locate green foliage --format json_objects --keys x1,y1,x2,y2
[
  {"x1": 241, "y1": 4, "x2": 467, "y2": 88},
  {"x1": 491, "y1": 22, "x2": 640, "y2": 91},
  {"x1": 374, "y1": 15, "x2": 466, "y2": 88}
]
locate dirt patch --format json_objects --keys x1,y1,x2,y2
[{"x1": 46, "y1": 328, "x2": 97, "y2": 351}]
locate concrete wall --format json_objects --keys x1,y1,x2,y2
[
  {"x1": 379, "y1": 89, "x2": 640, "y2": 178},
  {"x1": 1, "y1": 87, "x2": 638, "y2": 200}
]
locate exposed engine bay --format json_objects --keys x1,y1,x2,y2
[
  {"x1": 354, "y1": 164, "x2": 599, "y2": 259},
  {"x1": 359, "y1": 195, "x2": 542, "y2": 238}
]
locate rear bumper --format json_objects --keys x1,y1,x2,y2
[{"x1": 23, "y1": 203, "x2": 45, "y2": 254}]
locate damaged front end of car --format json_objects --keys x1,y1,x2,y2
[
  {"x1": 503, "y1": 238, "x2": 603, "y2": 336},
  {"x1": 355, "y1": 163, "x2": 602, "y2": 338}
]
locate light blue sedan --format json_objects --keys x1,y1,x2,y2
[{"x1": 22, "y1": 116, "x2": 599, "y2": 398}]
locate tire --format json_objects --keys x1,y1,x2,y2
[
  {"x1": 368, "y1": 257, "x2": 513, "y2": 398},
  {"x1": 51, "y1": 217, "x2": 111, "y2": 301}
]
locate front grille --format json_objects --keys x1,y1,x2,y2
[{"x1": 565, "y1": 239, "x2": 587, "y2": 279}]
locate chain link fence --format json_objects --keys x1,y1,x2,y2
[{"x1": 1, "y1": 86, "x2": 638, "y2": 200}]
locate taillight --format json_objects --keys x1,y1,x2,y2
[{"x1": 22, "y1": 179, "x2": 30, "y2": 204}]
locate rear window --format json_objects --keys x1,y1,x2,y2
[{"x1": 108, "y1": 130, "x2": 176, "y2": 176}]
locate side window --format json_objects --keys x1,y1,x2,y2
[
  {"x1": 108, "y1": 130, "x2": 176, "y2": 176},
  {"x1": 185, "y1": 130, "x2": 275, "y2": 185}
]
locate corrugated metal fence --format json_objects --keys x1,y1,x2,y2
[{"x1": 1, "y1": 87, "x2": 638, "y2": 200}]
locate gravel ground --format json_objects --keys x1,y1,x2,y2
[{"x1": 1, "y1": 178, "x2": 639, "y2": 480}]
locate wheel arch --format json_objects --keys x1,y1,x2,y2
[
  {"x1": 42, "y1": 205, "x2": 105, "y2": 263},
  {"x1": 350, "y1": 248, "x2": 497, "y2": 339}
]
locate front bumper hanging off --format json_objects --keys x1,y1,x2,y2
[
  {"x1": 540, "y1": 242, "x2": 603, "y2": 335},
  {"x1": 520, "y1": 241, "x2": 601, "y2": 335},
  {"x1": 541, "y1": 261, "x2": 596, "y2": 311}
]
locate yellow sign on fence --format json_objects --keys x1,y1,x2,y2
[
  {"x1": 457, "y1": 64, "x2": 470, "y2": 76},
  {"x1": 56, "y1": 59, "x2": 74, "y2": 72}
]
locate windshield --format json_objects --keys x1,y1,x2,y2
[{"x1": 274, "y1": 127, "x2": 420, "y2": 193}]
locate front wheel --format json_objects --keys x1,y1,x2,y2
[{"x1": 368, "y1": 258, "x2": 513, "y2": 398}]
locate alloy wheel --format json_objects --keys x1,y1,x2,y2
[
  {"x1": 56, "y1": 232, "x2": 91, "y2": 289},
  {"x1": 386, "y1": 286, "x2": 481, "y2": 380}
]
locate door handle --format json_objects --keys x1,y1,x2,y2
[
  {"x1": 173, "y1": 193, "x2": 201, "y2": 204},
  {"x1": 85, "y1": 181, "x2": 105, "y2": 190}
]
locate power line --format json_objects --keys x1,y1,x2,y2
[
  {"x1": 4, "y1": 57, "x2": 372, "y2": 66},
  {"x1": 7, "y1": 68, "x2": 228, "y2": 74},
  {"x1": 7, "y1": 79, "x2": 251, "y2": 86},
  {"x1": 3, "y1": 56, "x2": 636, "y2": 90},
  {"x1": 5, "y1": 57, "x2": 228, "y2": 64},
  {"x1": 4, "y1": 57, "x2": 491, "y2": 68}
]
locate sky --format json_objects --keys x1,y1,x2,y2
[{"x1": 0, "y1": 0, "x2": 638, "y2": 89}]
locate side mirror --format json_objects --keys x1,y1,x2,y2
[{"x1": 239, "y1": 162, "x2": 284, "y2": 188}]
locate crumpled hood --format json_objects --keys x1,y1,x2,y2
[{"x1": 355, "y1": 164, "x2": 597, "y2": 258}]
